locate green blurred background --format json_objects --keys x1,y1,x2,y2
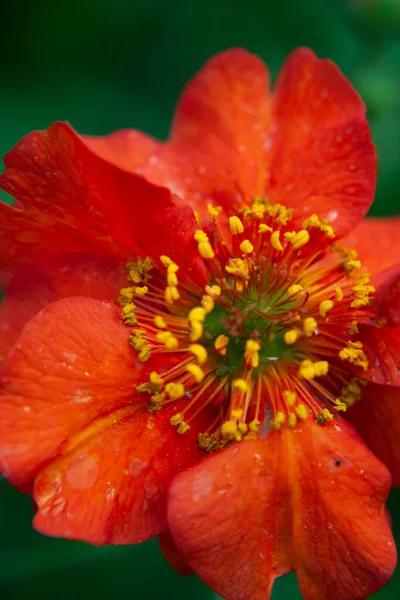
[{"x1": 1, "y1": 0, "x2": 400, "y2": 598}]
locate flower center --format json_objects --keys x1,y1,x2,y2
[{"x1": 118, "y1": 199, "x2": 375, "y2": 451}]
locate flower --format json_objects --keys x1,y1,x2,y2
[{"x1": 0, "y1": 47, "x2": 399, "y2": 600}]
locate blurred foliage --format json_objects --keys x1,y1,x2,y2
[{"x1": 1, "y1": 0, "x2": 400, "y2": 598}]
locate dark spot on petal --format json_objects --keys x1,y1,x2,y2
[{"x1": 335, "y1": 459, "x2": 341, "y2": 467}]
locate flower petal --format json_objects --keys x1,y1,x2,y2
[
  {"x1": 82, "y1": 129, "x2": 160, "y2": 172},
  {"x1": 0, "y1": 253, "x2": 126, "y2": 361},
  {"x1": 356, "y1": 324, "x2": 400, "y2": 386},
  {"x1": 33, "y1": 401, "x2": 207, "y2": 545},
  {"x1": 0, "y1": 122, "x2": 204, "y2": 283},
  {"x1": 347, "y1": 383, "x2": 400, "y2": 485},
  {"x1": 168, "y1": 419, "x2": 395, "y2": 600},
  {"x1": 341, "y1": 217, "x2": 400, "y2": 275},
  {"x1": 372, "y1": 264, "x2": 400, "y2": 327},
  {"x1": 159, "y1": 531, "x2": 193, "y2": 576},
  {"x1": 0, "y1": 297, "x2": 142, "y2": 486},
  {"x1": 266, "y1": 48, "x2": 375, "y2": 237},
  {"x1": 140, "y1": 48, "x2": 271, "y2": 217}
]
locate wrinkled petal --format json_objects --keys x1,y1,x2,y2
[
  {"x1": 341, "y1": 217, "x2": 400, "y2": 275},
  {"x1": 140, "y1": 48, "x2": 271, "y2": 218},
  {"x1": 355, "y1": 324, "x2": 400, "y2": 386},
  {"x1": 0, "y1": 253, "x2": 126, "y2": 360},
  {"x1": 0, "y1": 297, "x2": 143, "y2": 486},
  {"x1": 0, "y1": 122, "x2": 204, "y2": 283},
  {"x1": 168, "y1": 419, "x2": 395, "y2": 600},
  {"x1": 266, "y1": 48, "x2": 375, "y2": 237},
  {"x1": 82, "y1": 129, "x2": 160, "y2": 172},
  {"x1": 347, "y1": 383, "x2": 400, "y2": 485},
  {"x1": 372, "y1": 264, "x2": 400, "y2": 327},
  {"x1": 33, "y1": 401, "x2": 208, "y2": 545}
]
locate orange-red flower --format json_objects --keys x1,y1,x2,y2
[{"x1": 0, "y1": 48, "x2": 399, "y2": 600}]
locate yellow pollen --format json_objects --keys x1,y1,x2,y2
[
  {"x1": 160, "y1": 255, "x2": 173, "y2": 267},
  {"x1": 221, "y1": 420, "x2": 238, "y2": 438},
  {"x1": 284, "y1": 230, "x2": 310, "y2": 249},
  {"x1": 303, "y1": 214, "x2": 335, "y2": 238},
  {"x1": 165, "y1": 382, "x2": 185, "y2": 400},
  {"x1": 314, "y1": 361, "x2": 329, "y2": 376},
  {"x1": 344, "y1": 258, "x2": 361, "y2": 272},
  {"x1": 150, "y1": 372, "x2": 164, "y2": 387},
  {"x1": 245, "y1": 339, "x2": 261, "y2": 368},
  {"x1": 205, "y1": 284, "x2": 221, "y2": 297},
  {"x1": 165, "y1": 286, "x2": 180, "y2": 304},
  {"x1": 319, "y1": 299, "x2": 334, "y2": 317},
  {"x1": 165, "y1": 336, "x2": 179, "y2": 349},
  {"x1": 339, "y1": 341, "x2": 368, "y2": 371},
  {"x1": 283, "y1": 390, "x2": 297, "y2": 406},
  {"x1": 350, "y1": 320, "x2": 359, "y2": 334},
  {"x1": 121, "y1": 303, "x2": 137, "y2": 325},
  {"x1": 288, "y1": 284, "x2": 303, "y2": 296},
  {"x1": 167, "y1": 271, "x2": 178, "y2": 287},
  {"x1": 288, "y1": 412, "x2": 297, "y2": 428},
  {"x1": 258, "y1": 223, "x2": 273, "y2": 233},
  {"x1": 189, "y1": 344, "x2": 208, "y2": 365},
  {"x1": 225, "y1": 258, "x2": 249, "y2": 278},
  {"x1": 134, "y1": 285, "x2": 148, "y2": 296},
  {"x1": 189, "y1": 321, "x2": 203, "y2": 342},
  {"x1": 229, "y1": 215, "x2": 244, "y2": 235},
  {"x1": 177, "y1": 421, "x2": 191, "y2": 435},
  {"x1": 335, "y1": 287, "x2": 344, "y2": 301},
  {"x1": 201, "y1": 294, "x2": 214, "y2": 313},
  {"x1": 194, "y1": 230, "x2": 215, "y2": 259},
  {"x1": 233, "y1": 378, "x2": 248, "y2": 392},
  {"x1": 188, "y1": 307, "x2": 206, "y2": 322},
  {"x1": 295, "y1": 404, "x2": 308, "y2": 420},
  {"x1": 170, "y1": 413, "x2": 184, "y2": 426},
  {"x1": 299, "y1": 359, "x2": 329, "y2": 380},
  {"x1": 271, "y1": 411, "x2": 285, "y2": 430},
  {"x1": 249, "y1": 419, "x2": 260, "y2": 432},
  {"x1": 284, "y1": 329, "x2": 299, "y2": 345},
  {"x1": 231, "y1": 409, "x2": 244, "y2": 419},
  {"x1": 239, "y1": 239, "x2": 254, "y2": 254},
  {"x1": 270, "y1": 230, "x2": 283, "y2": 252},
  {"x1": 316, "y1": 408, "x2": 334, "y2": 424},
  {"x1": 333, "y1": 398, "x2": 348, "y2": 412},
  {"x1": 303, "y1": 317, "x2": 317, "y2": 337},
  {"x1": 207, "y1": 204, "x2": 222, "y2": 218},
  {"x1": 154, "y1": 315, "x2": 167, "y2": 329},
  {"x1": 215, "y1": 334, "x2": 229, "y2": 355},
  {"x1": 186, "y1": 364, "x2": 205, "y2": 383}
]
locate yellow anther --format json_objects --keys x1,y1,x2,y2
[
  {"x1": 165, "y1": 336, "x2": 179, "y2": 349},
  {"x1": 319, "y1": 299, "x2": 334, "y2": 317},
  {"x1": 193, "y1": 210, "x2": 200, "y2": 224},
  {"x1": 150, "y1": 372, "x2": 164, "y2": 387},
  {"x1": 170, "y1": 412, "x2": 184, "y2": 426},
  {"x1": 165, "y1": 382, "x2": 185, "y2": 400},
  {"x1": 288, "y1": 284, "x2": 303, "y2": 296},
  {"x1": 339, "y1": 379, "x2": 363, "y2": 407},
  {"x1": 215, "y1": 334, "x2": 229, "y2": 355},
  {"x1": 248, "y1": 419, "x2": 260, "y2": 432},
  {"x1": 303, "y1": 317, "x2": 317, "y2": 337},
  {"x1": 165, "y1": 286, "x2": 180, "y2": 304},
  {"x1": 194, "y1": 230, "x2": 215, "y2": 259},
  {"x1": 288, "y1": 412, "x2": 297, "y2": 428},
  {"x1": 245, "y1": 339, "x2": 261, "y2": 368},
  {"x1": 225, "y1": 258, "x2": 249, "y2": 278},
  {"x1": 239, "y1": 239, "x2": 254, "y2": 254},
  {"x1": 201, "y1": 294, "x2": 214, "y2": 313},
  {"x1": 156, "y1": 331, "x2": 172, "y2": 343},
  {"x1": 238, "y1": 423, "x2": 248, "y2": 435},
  {"x1": 207, "y1": 204, "x2": 222, "y2": 218},
  {"x1": 316, "y1": 408, "x2": 334, "y2": 424},
  {"x1": 270, "y1": 230, "x2": 283, "y2": 251},
  {"x1": 221, "y1": 420, "x2": 238, "y2": 438},
  {"x1": 188, "y1": 307, "x2": 206, "y2": 322},
  {"x1": 177, "y1": 421, "x2": 191, "y2": 435},
  {"x1": 333, "y1": 398, "x2": 348, "y2": 412},
  {"x1": 344, "y1": 258, "x2": 361, "y2": 272},
  {"x1": 205, "y1": 284, "x2": 221, "y2": 297},
  {"x1": 231, "y1": 409, "x2": 244, "y2": 419},
  {"x1": 167, "y1": 271, "x2": 178, "y2": 287},
  {"x1": 271, "y1": 411, "x2": 285, "y2": 430},
  {"x1": 186, "y1": 364, "x2": 205, "y2": 383},
  {"x1": 258, "y1": 223, "x2": 273, "y2": 233},
  {"x1": 118, "y1": 287, "x2": 135, "y2": 306},
  {"x1": 284, "y1": 230, "x2": 310, "y2": 249},
  {"x1": 154, "y1": 315, "x2": 167, "y2": 329},
  {"x1": 134, "y1": 285, "x2": 148, "y2": 296},
  {"x1": 198, "y1": 433, "x2": 221, "y2": 452},
  {"x1": 233, "y1": 378, "x2": 248, "y2": 393},
  {"x1": 350, "y1": 320, "x2": 359, "y2": 334},
  {"x1": 335, "y1": 287, "x2": 344, "y2": 302},
  {"x1": 302, "y1": 214, "x2": 335, "y2": 238},
  {"x1": 339, "y1": 341, "x2": 368, "y2": 371},
  {"x1": 266, "y1": 202, "x2": 293, "y2": 225},
  {"x1": 126, "y1": 257, "x2": 155, "y2": 283},
  {"x1": 295, "y1": 404, "x2": 308, "y2": 420},
  {"x1": 229, "y1": 215, "x2": 244, "y2": 235},
  {"x1": 314, "y1": 361, "x2": 329, "y2": 376},
  {"x1": 190, "y1": 321, "x2": 203, "y2": 342},
  {"x1": 121, "y1": 303, "x2": 138, "y2": 325},
  {"x1": 283, "y1": 390, "x2": 297, "y2": 406},
  {"x1": 160, "y1": 255, "x2": 173, "y2": 267},
  {"x1": 284, "y1": 329, "x2": 299, "y2": 345},
  {"x1": 189, "y1": 344, "x2": 208, "y2": 365}
]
